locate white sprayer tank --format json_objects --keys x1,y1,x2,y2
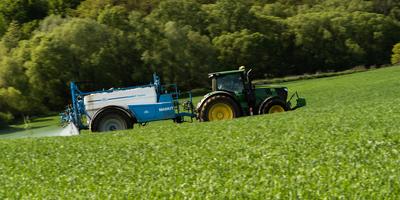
[{"x1": 84, "y1": 86, "x2": 157, "y2": 119}]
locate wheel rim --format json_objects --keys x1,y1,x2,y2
[
  {"x1": 268, "y1": 105, "x2": 285, "y2": 114},
  {"x1": 208, "y1": 103, "x2": 234, "y2": 121},
  {"x1": 99, "y1": 115, "x2": 127, "y2": 132}
]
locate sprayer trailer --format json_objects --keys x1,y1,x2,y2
[{"x1": 61, "y1": 74, "x2": 195, "y2": 132}]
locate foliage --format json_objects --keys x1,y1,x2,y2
[
  {"x1": 141, "y1": 21, "x2": 216, "y2": 88},
  {"x1": 287, "y1": 11, "x2": 400, "y2": 72},
  {"x1": 0, "y1": 22, "x2": 23, "y2": 51},
  {"x1": 0, "y1": 14, "x2": 6, "y2": 36},
  {"x1": 47, "y1": 0, "x2": 83, "y2": 16},
  {"x1": 0, "y1": 0, "x2": 48, "y2": 24},
  {"x1": 213, "y1": 29, "x2": 287, "y2": 77},
  {"x1": 1, "y1": 66, "x2": 400, "y2": 198},
  {"x1": 24, "y1": 17, "x2": 144, "y2": 109},
  {"x1": 391, "y1": 42, "x2": 400, "y2": 64},
  {"x1": 97, "y1": 6, "x2": 129, "y2": 30},
  {"x1": 76, "y1": 0, "x2": 160, "y2": 18},
  {"x1": 0, "y1": 112, "x2": 12, "y2": 128},
  {"x1": 0, "y1": 87, "x2": 29, "y2": 127},
  {"x1": 149, "y1": 0, "x2": 208, "y2": 34},
  {"x1": 214, "y1": 30, "x2": 264, "y2": 72},
  {"x1": 252, "y1": 2, "x2": 297, "y2": 18},
  {"x1": 206, "y1": 0, "x2": 256, "y2": 36},
  {"x1": 1, "y1": 0, "x2": 400, "y2": 120}
]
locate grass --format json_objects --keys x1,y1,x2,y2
[
  {"x1": 1, "y1": 66, "x2": 400, "y2": 198},
  {"x1": 254, "y1": 66, "x2": 369, "y2": 84},
  {"x1": 0, "y1": 116, "x2": 63, "y2": 139}
]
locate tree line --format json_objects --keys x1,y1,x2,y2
[{"x1": 1, "y1": 0, "x2": 400, "y2": 127}]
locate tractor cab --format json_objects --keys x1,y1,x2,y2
[
  {"x1": 209, "y1": 69, "x2": 246, "y2": 93},
  {"x1": 208, "y1": 67, "x2": 256, "y2": 109},
  {"x1": 209, "y1": 66, "x2": 254, "y2": 95}
]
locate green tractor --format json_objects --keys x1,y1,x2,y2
[{"x1": 197, "y1": 67, "x2": 306, "y2": 121}]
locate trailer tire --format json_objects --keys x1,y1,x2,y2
[{"x1": 91, "y1": 108, "x2": 133, "y2": 132}]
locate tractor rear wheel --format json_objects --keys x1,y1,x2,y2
[
  {"x1": 260, "y1": 98, "x2": 288, "y2": 114},
  {"x1": 92, "y1": 109, "x2": 133, "y2": 132},
  {"x1": 198, "y1": 95, "x2": 241, "y2": 122}
]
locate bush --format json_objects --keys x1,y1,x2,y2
[
  {"x1": 391, "y1": 43, "x2": 400, "y2": 64},
  {"x1": 0, "y1": 112, "x2": 13, "y2": 128},
  {"x1": 0, "y1": 87, "x2": 28, "y2": 128}
]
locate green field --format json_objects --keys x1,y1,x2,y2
[
  {"x1": 0, "y1": 116, "x2": 63, "y2": 139},
  {"x1": 1, "y1": 66, "x2": 400, "y2": 198}
]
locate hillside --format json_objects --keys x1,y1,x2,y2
[
  {"x1": 0, "y1": 66, "x2": 399, "y2": 198},
  {"x1": 2, "y1": 0, "x2": 400, "y2": 127}
]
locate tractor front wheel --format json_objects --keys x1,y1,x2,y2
[
  {"x1": 198, "y1": 95, "x2": 241, "y2": 122},
  {"x1": 260, "y1": 99, "x2": 288, "y2": 114}
]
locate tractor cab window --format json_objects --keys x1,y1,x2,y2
[{"x1": 216, "y1": 74, "x2": 244, "y2": 93}]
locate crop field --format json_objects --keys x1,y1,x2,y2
[
  {"x1": 0, "y1": 116, "x2": 62, "y2": 139},
  {"x1": 1, "y1": 66, "x2": 400, "y2": 199}
]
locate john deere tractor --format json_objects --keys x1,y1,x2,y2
[{"x1": 197, "y1": 67, "x2": 306, "y2": 121}]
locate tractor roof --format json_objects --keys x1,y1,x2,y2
[{"x1": 208, "y1": 69, "x2": 245, "y2": 78}]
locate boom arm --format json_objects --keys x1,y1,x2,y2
[{"x1": 60, "y1": 82, "x2": 88, "y2": 130}]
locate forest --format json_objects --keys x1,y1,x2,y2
[{"x1": 1, "y1": 0, "x2": 400, "y2": 126}]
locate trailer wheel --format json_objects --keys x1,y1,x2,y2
[
  {"x1": 198, "y1": 95, "x2": 241, "y2": 122},
  {"x1": 259, "y1": 98, "x2": 288, "y2": 114},
  {"x1": 92, "y1": 108, "x2": 133, "y2": 132}
]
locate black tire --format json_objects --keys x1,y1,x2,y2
[
  {"x1": 259, "y1": 98, "x2": 289, "y2": 115},
  {"x1": 198, "y1": 95, "x2": 241, "y2": 122},
  {"x1": 91, "y1": 109, "x2": 134, "y2": 132}
]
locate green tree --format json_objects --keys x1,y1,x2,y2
[
  {"x1": 0, "y1": 22, "x2": 29, "y2": 91},
  {"x1": 206, "y1": 0, "x2": 256, "y2": 36},
  {"x1": 76, "y1": 0, "x2": 114, "y2": 18},
  {"x1": 97, "y1": 8, "x2": 149, "y2": 84},
  {"x1": 0, "y1": 111, "x2": 13, "y2": 127},
  {"x1": 305, "y1": 0, "x2": 373, "y2": 13},
  {"x1": 252, "y1": 2, "x2": 297, "y2": 18},
  {"x1": 0, "y1": 22, "x2": 23, "y2": 51},
  {"x1": 0, "y1": 87, "x2": 30, "y2": 127},
  {"x1": 287, "y1": 11, "x2": 400, "y2": 72},
  {"x1": 371, "y1": 0, "x2": 400, "y2": 15},
  {"x1": 47, "y1": 0, "x2": 83, "y2": 15},
  {"x1": 391, "y1": 42, "x2": 400, "y2": 64},
  {"x1": 0, "y1": 0, "x2": 48, "y2": 23},
  {"x1": 23, "y1": 17, "x2": 141, "y2": 109},
  {"x1": 149, "y1": 0, "x2": 208, "y2": 34},
  {"x1": 77, "y1": 0, "x2": 160, "y2": 18},
  {"x1": 0, "y1": 14, "x2": 6, "y2": 36},
  {"x1": 97, "y1": 6, "x2": 129, "y2": 30},
  {"x1": 141, "y1": 21, "x2": 217, "y2": 88},
  {"x1": 213, "y1": 29, "x2": 285, "y2": 77}
]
